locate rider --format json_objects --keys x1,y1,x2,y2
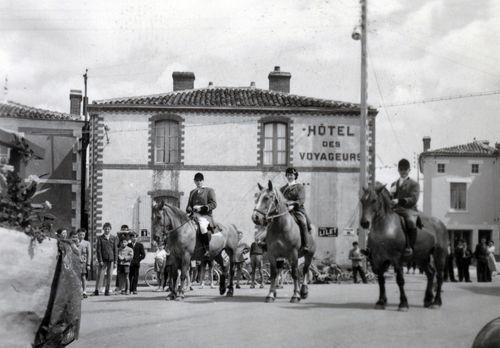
[
  {"x1": 390, "y1": 159, "x2": 420, "y2": 257},
  {"x1": 186, "y1": 172, "x2": 217, "y2": 257},
  {"x1": 280, "y1": 167, "x2": 311, "y2": 252}
]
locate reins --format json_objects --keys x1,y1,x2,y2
[
  {"x1": 253, "y1": 188, "x2": 288, "y2": 222},
  {"x1": 157, "y1": 207, "x2": 195, "y2": 236}
]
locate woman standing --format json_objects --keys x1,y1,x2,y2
[{"x1": 487, "y1": 241, "x2": 497, "y2": 278}]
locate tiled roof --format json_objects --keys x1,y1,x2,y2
[
  {"x1": 0, "y1": 100, "x2": 75, "y2": 121},
  {"x1": 93, "y1": 87, "x2": 370, "y2": 111},
  {"x1": 421, "y1": 141, "x2": 498, "y2": 157}
]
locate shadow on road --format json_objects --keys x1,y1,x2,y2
[{"x1": 459, "y1": 285, "x2": 500, "y2": 297}]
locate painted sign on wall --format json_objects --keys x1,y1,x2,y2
[
  {"x1": 294, "y1": 120, "x2": 360, "y2": 167},
  {"x1": 318, "y1": 227, "x2": 338, "y2": 237}
]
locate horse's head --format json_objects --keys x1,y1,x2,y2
[
  {"x1": 359, "y1": 182, "x2": 389, "y2": 229},
  {"x1": 152, "y1": 199, "x2": 173, "y2": 231},
  {"x1": 252, "y1": 180, "x2": 283, "y2": 226}
]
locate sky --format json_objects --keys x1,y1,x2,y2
[{"x1": 1, "y1": 0, "x2": 499, "y2": 185}]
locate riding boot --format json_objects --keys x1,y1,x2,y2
[
  {"x1": 201, "y1": 233, "x2": 210, "y2": 257},
  {"x1": 404, "y1": 228, "x2": 417, "y2": 257},
  {"x1": 298, "y1": 220, "x2": 310, "y2": 252}
]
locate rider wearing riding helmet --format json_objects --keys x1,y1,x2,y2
[
  {"x1": 280, "y1": 167, "x2": 312, "y2": 252},
  {"x1": 186, "y1": 172, "x2": 217, "y2": 257},
  {"x1": 390, "y1": 159, "x2": 420, "y2": 257}
]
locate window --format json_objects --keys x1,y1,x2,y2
[
  {"x1": 0, "y1": 145, "x2": 10, "y2": 164},
  {"x1": 437, "y1": 163, "x2": 445, "y2": 173},
  {"x1": 263, "y1": 122, "x2": 288, "y2": 165},
  {"x1": 471, "y1": 164, "x2": 479, "y2": 174},
  {"x1": 155, "y1": 120, "x2": 179, "y2": 164},
  {"x1": 450, "y1": 183, "x2": 467, "y2": 211}
]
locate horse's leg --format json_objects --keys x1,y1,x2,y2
[
  {"x1": 265, "y1": 257, "x2": 278, "y2": 303},
  {"x1": 375, "y1": 269, "x2": 387, "y2": 309},
  {"x1": 289, "y1": 251, "x2": 300, "y2": 303},
  {"x1": 423, "y1": 261, "x2": 436, "y2": 308},
  {"x1": 167, "y1": 260, "x2": 179, "y2": 300},
  {"x1": 177, "y1": 254, "x2": 190, "y2": 301},
  {"x1": 214, "y1": 254, "x2": 227, "y2": 296},
  {"x1": 226, "y1": 249, "x2": 235, "y2": 297},
  {"x1": 300, "y1": 252, "x2": 312, "y2": 299},
  {"x1": 432, "y1": 250, "x2": 445, "y2": 307},
  {"x1": 395, "y1": 266, "x2": 409, "y2": 311}
]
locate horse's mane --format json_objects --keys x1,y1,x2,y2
[
  {"x1": 161, "y1": 202, "x2": 189, "y2": 226},
  {"x1": 371, "y1": 181, "x2": 393, "y2": 216},
  {"x1": 273, "y1": 186, "x2": 288, "y2": 212}
]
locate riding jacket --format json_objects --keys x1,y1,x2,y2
[
  {"x1": 186, "y1": 186, "x2": 217, "y2": 225},
  {"x1": 390, "y1": 177, "x2": 419, "y2": 211},
  {"x1": 280, "y1": 183, "x2": 306, "y2": 213}
]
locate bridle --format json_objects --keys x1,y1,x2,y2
[
  {"x1": 361, "y1": 190, "x2": 385, "y2": 224},
  {"x1": 253, "y1": 189, "x2": 287, "y2": 222},
  {"x1": 155, "y1": 206, "x2": 195, "y2": 236}
]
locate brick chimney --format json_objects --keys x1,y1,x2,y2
[
  {"x1": 423, "y1": 136, "x2": 431, "y2": 152},
  {"x1": 268, "y1": 66, "x2": 291, "y2": 93},
  {"x1": 69, "y1": 89, "x2": 82, "y2": 116},
  {"x1": 172, "y1": 72, "x2": 195, "y2": 91}
]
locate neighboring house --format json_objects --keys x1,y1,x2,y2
[
  {"x1": 0, "y1": 97, "x2": 85, "y2": 231},
  {"x1": 0, "y1": 126, "x2": 45, "y2": 177},
  {"x1": 87, "y1": 66, "x2": 377, "y2": 264},
  {"x1": 419, "y1": 138, "x2": 500, "y2": 255}
]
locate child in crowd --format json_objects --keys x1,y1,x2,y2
[
  {"x1": 154, "y1": 243, "x2": 167, "y2": 291},
  {"x1": 117, "y1": 238, "x2": 134, "y2": 294}
]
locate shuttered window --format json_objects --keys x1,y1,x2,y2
[
  {"x1": 450, "y1": 183, "x2": 467, "y2": 211},
  {"x1": 155, "y1": 120, "x2": 179, "y2": 164},
  {"x1": 263, "y1": 122, "x2": 288, "y2": 166}
]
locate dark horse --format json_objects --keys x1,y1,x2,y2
[
  {"x1": 252, "y1": 181, "x2": 316, "y2": 303},
  {"x1": 359, "y1": 183, "x2": 448, "y2": 310},
  {"x1": 153, "y1": 201, "x2": 239, "y2": 300}
]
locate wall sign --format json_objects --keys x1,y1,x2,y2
[
  {"x1": 294, "y1": 121, "x2": 360, "y2": 167},
  {"x1": 318, "y1": 227, "x2": 338, "y2": 237}
]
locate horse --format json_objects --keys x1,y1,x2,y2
[
  {"x1": 251, "y1": 180, "x2": 316, "y2": 303},
  {"x1": 152, "y1": 200, "x2": 240, "y2": 300},
  {"x1": 359, "y1": 183, "x2": 449, "y2": 311}
]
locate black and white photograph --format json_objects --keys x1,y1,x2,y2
[{"x1": 0, "y1": 0, "x2": 499, "y2": 347}]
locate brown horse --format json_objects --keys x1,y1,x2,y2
[
  {"x1": 152, "y1": 201, "x2": 239, "y2": 300},
  {"x1": 359, "y1": 183, "x2": 449, "y2": 310},
  {"x1": 252, "y1": 180, "x2": 316, "y2": 303}
]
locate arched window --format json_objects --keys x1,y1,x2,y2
[
  {"x1": 154, "y1": 120, "x2": 180, "y2": 164},
  {"x1": 263, "y1": 122, "x2": 288, "y2": 165}
]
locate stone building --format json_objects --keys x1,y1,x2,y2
[
  {"x1": 87, "y1": 67, "x2": 377, "y2": 264},
  {"x1": 0, "y1": 98, "x2": 84, "y2": 230},
  {"x1": 419, "y1": 138, "x2": 499, "y2": 255}
]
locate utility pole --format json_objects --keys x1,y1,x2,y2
[
  {"x1": 83, "y1": 68, "x2": 88, "y2": 121},
  {"x1": 359, "y1": 0, "x2": 368, "y2": 193}
]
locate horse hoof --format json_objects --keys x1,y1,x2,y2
[
  {"x1": 300, "y1": 285, "x2": 309, "y2": 299},
  {"x1": 374, "y1": 303, "x2": 385, "y2": 310},
  {"x1": 226, "y1": 289, "x2": 234, "y2": 297},
  {"x1": 398, "y1": 306, "x2": 409, "y2": 312},
  {"x1": 424, "y1": 301, "x2": 433, "y2": 308},
  {"x1": 290, "y1": 297, "x2": 300, "y2": 303},
  {"x1": 265, "y1": 296, "x2": 275, "y2": 303},
  {"x1": 219, "y1": 287, "x2": 227, "y2": 296},
  {"x1": 175, "y1": 296, "x2": 184, "y2": 301}
]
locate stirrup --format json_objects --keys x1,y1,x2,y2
[{"x1": 403, "y1": 247, "x2": 413, "y2": 257}]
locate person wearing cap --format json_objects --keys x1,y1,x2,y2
[
  {"x1": 186, "y1": 172, "x2": 217, "y2": 256},
  {"x1": 280, "y1": 167, "x2": 312, "y2": 252},
  {"x1": 128, "y1": 231, "x2": 145, "y2": 294},
  {"x1": 390, "y1": 158, "x2": 420, "y2": 257}
]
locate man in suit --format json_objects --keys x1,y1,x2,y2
[
  {"x1": 186, "y1": 172, "x2": 217, "y2": 257},
  {"x1": 94, "y1": 222, "x2": 118, "y2": 296},
  {"x1": 390, "y1": 159, "x2": 420, "y2": 257},
  {"x1": 128, "y1": 231, "x2": 145, "y2": 294},
  {"x1": 280, "y1": 167, "x2": 312, "y2": 252},
  {"x1": 455, "y1": 239, "x2": 472, "y2": 282},
  {"x1": 474, "y1": 238, "x2": 490, "y2": 282}
]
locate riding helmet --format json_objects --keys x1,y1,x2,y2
[{"x1": 194, "y1": 172, "x2": 204, "y2": 181}]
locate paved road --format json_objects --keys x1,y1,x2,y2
[{"x1": 73, "y1": 274, "x2": 500, "y2": 348}]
